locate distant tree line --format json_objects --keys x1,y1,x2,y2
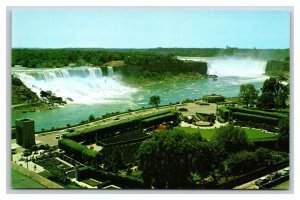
[
  {"x1": 12, "y1": 48, "x2": 289, "y2": 69},
  {"x1": 12, "y1": 48, "x2": 130, "y2": 68}
]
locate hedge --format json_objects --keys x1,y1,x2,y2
[
  {"x1": 58, "y1": 139, "x2": 97, "y2": 163},
  {"x1": 229, "y1": 107, "x2": 288, "y2": 119},
  {"x1": 75, "y1": 166, "x2": 144, "y2": 188},
  {"x1": 203, "y1": 95, "x2": 225, "y2": 103},
  {"x1": 100, "y1": 130, "x2": 147, "y2": 145},
  {"x1": 140, "y1": 112, "x2": 177, "y2": 128},
  {"x1": 196, "y1": 113, "x2": 205, "y2": 120},
  {"x1": 218, "y1": 107, "x2": 230, "y2": 120},
  {"x1": 75, "y1": 166, "x2": 91, "y2": 181},
  {"x1": 232, "y1": 112, "x2": 279, "y2": 126},
  {"x1": 63, "y1": 109, "x2": 175, "y2": 142},
  {"x1": 103, "y1": 136, "x2": 151, "y2": 147}
]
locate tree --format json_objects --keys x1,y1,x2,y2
[
  {"x1": 137, "y1": 129, "x2": 216, "y2": 189},
  {"x1": 212, "y1": 124, "x2": 251, "y2": 156},
  {"x1": 88, "y1": 114, "x2": 95, "y2": 122},
  {"x1": 149, "y1": 95, "x2": 161, "y2": 107},
  {"x1": 238, "y1": 84, "x2": 259, "y2": 108},
  {"x1": 257, "y1": 77, "x2": 289, "y2": 109},
  {"x1": 223, "y1": 151, "x2": 258, "y2": 175}
]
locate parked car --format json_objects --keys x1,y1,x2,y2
[
  {"x1": 267, "y1": 172, "x2": 281, "y2": 180},
  {"x1": 255, "y1": 177, "x2": 269, "y2": 186},
  {"x1": 278, "y1": 169, "x2": 289, "y2": 176},
  {"x1": 55, "y1": 134, "x2": 60, "y2": 139}
]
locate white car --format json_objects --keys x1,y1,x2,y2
[{"x1": 55, "y1": 134, "x2": 60, "y2": 139}]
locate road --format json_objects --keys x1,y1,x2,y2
[
  {"x1": 12, "y1": 102, "x2": 220, "y2": 147},
  {"x1": 30, "y1": 105, "x2": 177, "y2": 146},
  {"x1": 233, "y1": 167, "x2": 289, "y2": 190}
]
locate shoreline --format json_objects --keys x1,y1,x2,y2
[{"x1": 12, "y1": 103, "x2": 61, "y2": 114}]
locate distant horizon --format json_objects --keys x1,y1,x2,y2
[{"x1": 12, "y1": 9, "x2": 290, "y2": 49}]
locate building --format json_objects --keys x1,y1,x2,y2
[
  {"x1": 202, "y1": 94, "x2": 225, "y2": 103},
  {"x1": 15, "y1": 118, "x2": 35, "y2": 148}
]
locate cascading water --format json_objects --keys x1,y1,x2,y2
[
  {"x1": 178, "y1": 56, "x2": 267, "y2": 78},
  {"x1": 13, "y1": 67, "x2": 137, "y2": 104},
  {"x1": 107, "y1": 66, "x2": 114, "y2": 77}
]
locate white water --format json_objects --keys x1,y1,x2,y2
[
  {"x1": 13, "y1": 67, "x2": 137, "y2": 104},
  {"x1": 178, "y1": 56, "x2": 267, "y2": 78},
  {"x1": 107, "y1": 66, "x2": 114, "y2": 77}
]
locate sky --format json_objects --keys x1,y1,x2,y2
[{"x1": 12, "y1": 8, "x2": 290, "y2": 49}]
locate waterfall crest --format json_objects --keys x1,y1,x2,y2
[
  {"x1": 178, "y1": 57, "x2": 267, "y2": 77},
  {"x1": 13, "y1": 67, "x2": 136, "y2": 104}
]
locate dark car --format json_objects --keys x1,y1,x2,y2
[
  {"x1": 255, "y1": 177, "x2": 269, "y2": 186},
  {"x1": 267, "y1": 172, "x2": 281, "y2": 180}
]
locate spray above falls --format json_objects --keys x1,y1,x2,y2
[
  {"x1": 178, "y1": 57, "x2": 267, "y2": 78},
  {"x1": 13, "y1": 67, "x2": 137, "y2": 104}
]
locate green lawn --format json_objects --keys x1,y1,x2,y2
[
  {"x1": 11, "y1": 169, "x2": 46, "y2": 189},
  {"x1": 175, "y1": 127, "x2": 277, "y2": 141},
  {"x1": 271, "y1": 181, "x2": 289, "y2": 189},
  {"x1": 82, "y1": 178, "x2": 101, "y2": 187}
]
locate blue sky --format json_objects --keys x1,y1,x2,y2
[{"x1": 12, "y1": 9, "x2": 290, "y2": 49}]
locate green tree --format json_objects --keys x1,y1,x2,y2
[
  {"x1": 149, "y1": 95, "x2": 161, "y2": 107},
  {"x1": 238, "y1": 84, "x2": 259, "y2": 108},
  {"x1": 212, "y1": 124, "x2": 251, "y2": 156},
  {"x1": 223, "y1": 151, "x2": 258, "y2": 175},
  {"x1": 257, "y1": 77, "x2": 289, "y2": 109},
  {"x1": 88, "y1": 114, "x2": 95, "y2": 122},
  {"x1": 137, "y1": 129, "x2": 215, "y2": 189}
]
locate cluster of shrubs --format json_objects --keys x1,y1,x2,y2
[
  {"x1": 181, "y1": 98, "x2": 194, "y2": 104},
  {"x1": 102, "y1": 111, "x2": 122, "y2": 118},
  {"x1": 223, "y1": 148, "x2": 288, "y2": 175},
  {"x1": 99, "y1": 130, "x2": 148, "y2": 145}
]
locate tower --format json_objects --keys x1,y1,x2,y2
[{"x1": 15, "y1": 118, "x2": 35, "y2": 148}]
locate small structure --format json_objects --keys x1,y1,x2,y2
[
  {"x1": 203, "y1": 94, "x2": 225, "y2": 103},
  {"x1": 15, "y1": 118, "x2": 35, "y2": 148},
  {"x1": 194, "y1": 121, "x2": 211, "y2": 127}
]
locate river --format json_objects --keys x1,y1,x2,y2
[{"x1": 12, "y1": 57, "x2": 268, "y2": 131}]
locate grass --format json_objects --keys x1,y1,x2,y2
[
  {"x1": 271, "y1": 181, "x2": 289, "y2": 189},
  {"x1": 11, "y1": 169, "x2": 46, "y2": 189},
  {"x1": 175, "y1": 127, "x2": 277, "y2": 141},
  {"x1": 82, "y1": 178, "x2": 101, "y2": 187}
]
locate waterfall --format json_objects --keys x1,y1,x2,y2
[
  {"x1": 177, "y1": 57, "x2": 267, "y2": 78},
  {"x1": 13, "y1": 67, "x2": 136, "y2": 104},
  {"x1": 107, "y1": 66, "x2": 114, "y2": 77}
]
